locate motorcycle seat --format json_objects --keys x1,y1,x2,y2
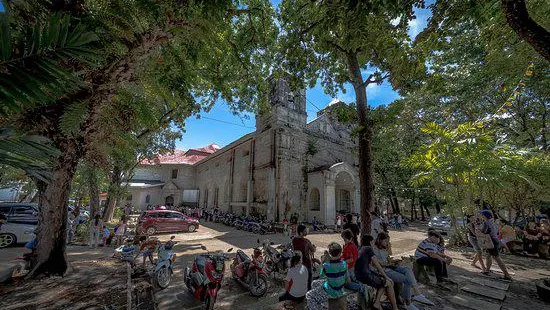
[{"x1": 237, "y1": 250, "x2": 251, "y2": 263}]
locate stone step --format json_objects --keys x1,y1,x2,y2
[
  {"x1": 461, "y1": 284, "x2": 507, "y2": 301},
  {"x1": 470, "y1": 277, "x2": 510, "y2": 291},
  {"x1": 449, "y1": 294, "x2": 501, "y2": 310}
]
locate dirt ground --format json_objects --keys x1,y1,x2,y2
[{"x1": 0, "y1": 221, "x2": 549, "y2": 310}]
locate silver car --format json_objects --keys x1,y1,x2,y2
[
  {"x1": 428, "y1": 214, "x2": 465, "y2": 235},
  {"x1": 0, "y1": 222, "x2": 35, "y2": 248}
]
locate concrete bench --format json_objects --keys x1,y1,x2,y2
[{"x1": 413, "y1": 260, "x2": 435, "y2": 285}]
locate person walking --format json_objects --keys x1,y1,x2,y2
[
  {"x1": 89, "y1": 214, "x2": 103, "y2": 248},
  {"x1": 467, "y1": 214, "x2": 487, "y2": 271},
  {"x1": 292, "y1": 224, "x2": 316, "y2": 290},
  {"x1": 480, "y1": 210, "x2": 512, "y2": 280}
]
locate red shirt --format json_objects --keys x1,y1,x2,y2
[{"x1": 342, "y1": 242, "x2": 358, "y2": 269}]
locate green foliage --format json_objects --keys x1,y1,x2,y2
[
  {"x1": 406, "y1": 121, "x2": 550, "y2": 216},
  {"x1": 0, "y1": 13, "x2": 98, "y2": 115},
  {"x1": 278, "y1": 0, "x2": 425, "y2": 93},
  {"x1": 0, "y1": 127, "x2": 60, "y2": 182}
]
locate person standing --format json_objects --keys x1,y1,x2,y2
[
  {"x1": 467, "y1": 214, "x2": 487, "y2": 271},
  {"x1": 292, "y1": 224, "x2": 316, "y2": 290},
  {"x1": 343, "y1": 214, "x2": 360, "y2": 246},
  {"x1": 371, "y1": 212, "x2": 383, "y2": 240},
  {"x1": 480, "y1": 210, "x2": 512, "y2": 280},
  {"x1": 115, "y1": 219, "x2": 127, "y2": 246},
  {"x1": 89, "y1": 214, "x2": 103, "y2": 248}
]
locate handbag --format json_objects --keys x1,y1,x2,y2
[{"x1": 476, "y1": 232, "x2": 494, "y2": 250}]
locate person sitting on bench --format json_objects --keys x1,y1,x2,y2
[
  {"x1": 279, "y1": 251, "x2": 308, "y2": 303},
  {"x1": 414, "y1": 230, "x2": 452, "y2": 284},
  {"x1": 355, "y1": 234, "x2": 399, "y2": 310},
  {"x1": 373, "y1": 233, "x2": 434, "y2": 309}
]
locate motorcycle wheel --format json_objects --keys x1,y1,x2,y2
[
  {"x1": 204, "y1": 295, "x2": 215, "y2": 310},
  {"x1": 264, "y1": 258, "x2": 274, "y2": 274},
  {"x1": 155, "y1": 266, "x2": 172, "y2": 289},
  {"x1": 250, "y1": 273, "x2": 268, "y2": 297}
]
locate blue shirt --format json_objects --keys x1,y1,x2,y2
[
  {"x1": 321, "y1": 259, "x2": 348, "y2": 298},
  {"x1": 415, "y1": 239, "x2": 439, "y2": 259}
]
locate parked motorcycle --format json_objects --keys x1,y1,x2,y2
[
  {"x1": 230, "y1": 246, "x2": 269, "y2": 297},
  {"x1": 153, "y1": 236, "x2": 178, "y2": 289},
  {"x1": 261, "y1": 239, "x2": 293, "y2": 280},
  {"x1": 184, "y1": 246, "x2": 233, "y2": 310}
]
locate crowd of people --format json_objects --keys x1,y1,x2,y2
[{"x1": 276, "y1": 220, "x2": 442, "y2": 310}]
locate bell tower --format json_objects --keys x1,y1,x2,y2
[{"x1": 255, "y1": 78, "x2": 307, "y2": 133}]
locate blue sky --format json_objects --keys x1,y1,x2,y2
[{"x1": 177, "y1": 1, "x2": 432, "y2": 150}]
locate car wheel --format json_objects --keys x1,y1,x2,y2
[
  {"x1": 0, "y1": 233, "x2": 16, "y2": 248},
  {"x1": 146, "y1": 226, "x2": 157, "y2": 235},
  {"x1": 188, "y1": 225, "x2": 196, "y2": 233}
]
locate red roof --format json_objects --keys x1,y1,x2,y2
[{"x1": 141, "y1": 143, "x2": 220, "y2": 165}]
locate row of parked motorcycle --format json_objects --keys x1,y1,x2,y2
[
  {"x1": 115, "y1": 235, "x2": 303, "y2": 310},
  {"x1": 184, "y1": 237, "x2": 313, "y2": 310},
  {"x1": 205, "y1": 211, "x2": 278, "y2": 235}
]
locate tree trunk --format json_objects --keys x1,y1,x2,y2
[
  {"x1": 86, "y1": 166, "x2": 100, "y2": 217},
  {"x1": 420, "y1": 201, "x2": 425, "y2": 221},
  {"x1": 500, "y1": 0, "x2": 550, "y2": 61},
  {"x1": 424, "y1": 203, "x2": 431, "y2": 217},
  {"x1": 346, "y1": 52, "x2": 373, "y2": 236},
  {"x1": 390, "y1": 187, "x2": 400, "y2": 214},
  {"x1": 28, "y1": 148, "x2": 80, "y2": 277},
  {"x1": 410, "y1": 195, "x2": 415, "y2": 221},
  {"x1": 103, "y1": 164, "x2": 122, "y2": 222},
  {"x1": 435, "y1": 198, "x2": 441, "y2": 214}
]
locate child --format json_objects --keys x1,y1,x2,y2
[
  {"x1": 115, "y1": 219, "x2": 127, "y2": 246},
  {"x1": 102, "y1": 225, "x2": 111, "y2": 247},
  {"x1": 306, "y1": 242, "x2": 350, "y2": 310},
  {"x1": 341, "y1": 229, "x2": 363, "y2": 293},
  {"x1": 279, "y1": 251, "x2": 308, "y2": 302},
  {"x1": 312, "y1": 216, "x2": 319, "y2": 231},
  {"x1": 139, "y1": 235, "x2": 159, "y2": 266}
]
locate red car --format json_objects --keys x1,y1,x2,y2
[{"x1": 139, "y1": 210, "x2": 199, "y2": 235}]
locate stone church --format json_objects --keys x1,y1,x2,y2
[{"x1": 127, "y1": 78, "x2": 359, "y2": 225}]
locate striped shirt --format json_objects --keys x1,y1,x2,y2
[
  {"x1": 415, "y1": 239, "x2": 439, "y2": 259},
  {"x1": 321, "y1": 259, "x2": 348, "y2": 298}
]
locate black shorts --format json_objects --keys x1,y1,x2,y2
[
  {"x1": 358, "y1": 272, "x2": 386, "y2": 289},
  {"x1": 486, "y1": 240, "x2": 501, "y2": 257}
]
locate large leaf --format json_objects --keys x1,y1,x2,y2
[
  {"x1": 0, "y1": 127, "x2": 60, "y2": 182},
  {"x1": 0, "y1": 13, "x2": 98, "y2": 115}
]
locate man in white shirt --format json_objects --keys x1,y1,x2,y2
[
  {"x1": 371, "y1": 212, "x2": 382, "y2": 240},
  {"x1": 279, "y1": 251, "x2": 308, "y2": 302}
]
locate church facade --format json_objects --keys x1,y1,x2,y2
[{"x1": 128, "y1": 79, "x2": 360, "y2": 225}]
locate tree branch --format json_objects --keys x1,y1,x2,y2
[
  {"x1": 363, "y1": 73, "x2": 390, "y2": 87},
  {"x1": 325, "y1": 39, "x2": 348, "y2": 54},
  {"x1": 500, "y1": 0, "x2": 550, "y2": 61}
]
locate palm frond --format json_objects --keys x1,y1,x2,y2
[
  {"x1": 0, "y1": 13, "x2": 98, "y2": 115},
  {"x1": 0, "y1": 127, "x2": 60, "y2": 182}
]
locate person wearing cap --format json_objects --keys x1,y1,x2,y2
[{"x1": 480, "y1": 210, "x2": 512, "y2": 280}]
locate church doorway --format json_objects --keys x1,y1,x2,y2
[
  {"x1": 165, "y1": 195, "x2": 174, "y2": 207},
  {"x1": 335, "y1": 171, "x2": 353, "y2": 213}
]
